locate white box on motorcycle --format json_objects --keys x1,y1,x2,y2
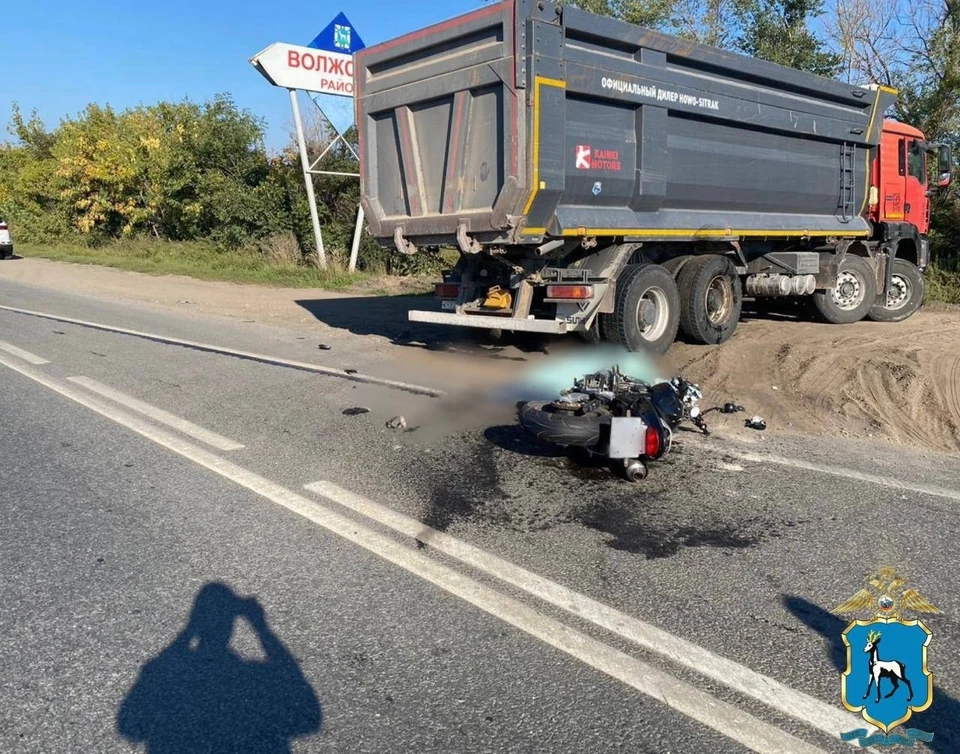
[{"x1": 608, "y1": 417, "x2": 648, "y2": 459}]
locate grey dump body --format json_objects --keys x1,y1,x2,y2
[{"x1": 355, "y1": 0, "x2": 896, "y2": 248}]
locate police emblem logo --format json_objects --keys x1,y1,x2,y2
[{"x1": 832, "y1": 566, "x2": 941, "y2": 746}]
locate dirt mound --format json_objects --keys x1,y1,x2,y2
[{"x1": 668, "y1": 307, "x2": 960, "y2": 454}]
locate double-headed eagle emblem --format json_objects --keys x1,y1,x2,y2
[{"x1": 831, "y1": 566, "x2": 941, "y2": 619}]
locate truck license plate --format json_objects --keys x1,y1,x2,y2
[{"x1": 441, "y1": 300, "x2": 456, "y2": 311}]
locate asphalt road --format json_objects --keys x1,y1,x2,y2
[{"x1": 1, "y1": 277, "x2": 958, "y2": 753}]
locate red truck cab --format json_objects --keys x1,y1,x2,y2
[{"x1": 872, "y1": 119, "x2": 952, "y2": 239}]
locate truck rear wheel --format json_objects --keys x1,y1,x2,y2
[
  {"x1": 812, "y1": 254, "x2": 876, "y2": 324},
  {"x1": 610, "y1": 263, "x2": 680, "y2": 354},
  {"x1": 677, "y1": 255, "x2": 742, "y2": 345},
  {"x1": 867, "y1": 259, "x2": 925, "y2": 322},
  {"x1": 597, "y1": 313, "x2": 618, "y2": 343},
  {"x1": 661, "y1": 255, "x2": 693, "y2": 278}
]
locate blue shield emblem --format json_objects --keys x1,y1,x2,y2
[{"x1": 841, "y1": 618, "x2": 933, "y2": 732}]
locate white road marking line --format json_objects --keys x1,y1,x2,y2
[
  {"x1": 0, "y1": 339, "x2": 49, "y2": 365},
  {"x1": 0, "y1": 304, "x2": 443, "y2": 397},
  {"x1": 731, "y1": 449, "x2": 960, "y2": 503},
  {"x1": 691, "y1": 439, "x2": 960, "y2": 503},
  {"x1": 67, "y1": 376, "x2": 244, "y2": 451},
  {"x1": 0, "y1": 351, "x2": 828, "y2": 754},
  {"x1": 305, "y1": 480, "x2": 866, "y2": 747}
]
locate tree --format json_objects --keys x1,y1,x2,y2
[
  {"x1": 829, "y1": 0, "x2": 960, "y2": 137},
  {"x1": 672, "y1": 0, "x2": 747, "y2": 47},
  {"x1": 553, "y1": 0, "x2": 674, "y2": 28},
  {"x1": 831, "y1": 0, "x2": 960, "y2": 268},
  {"x1": 738, "y1": 0, "x2": 843, "y2": 76},
  {"x1": 8, "y1": 104, "x2": 56, "y2": 160}
]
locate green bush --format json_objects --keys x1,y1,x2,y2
[{"x1": 0, "y1": 96, "x2": 429, "y2": 279}]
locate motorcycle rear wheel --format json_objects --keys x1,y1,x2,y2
[{"x1": 518, "y1": 401, "x2": 608, "y2": 447}]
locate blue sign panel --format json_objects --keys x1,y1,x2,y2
[{"x1": 308, "y1": 12, "x2": 365, "y2": 54}]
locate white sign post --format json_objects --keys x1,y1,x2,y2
[
  {"x1": 250, "y1": 17, "x2": 365, "y2": 271},
  {"x1": 287, "y1": 88, "x2": 327, "y2": 268}
]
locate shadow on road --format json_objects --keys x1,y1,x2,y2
[
  {"x1": 116, "y1": 582, "x2": 321, "y2": 753},
  {"x1": 295, "y1": 294, "x2": 463, "y2": 347},
  {"x1": 295, "y1": 294, "x2": 564, "y2": 356},
  {"x1": 783, "y1": 595, "x2": 957, "y2": 751},
  {"x1": 483, "y1": 423, "x2": 568, "y2": 458},
  {"x1": 739, "y1": 298, "x2": 811, "y2": 324}
]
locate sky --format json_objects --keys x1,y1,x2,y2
[{"x1": 3, "y1": 0, "x2": 483, "y2": 152}]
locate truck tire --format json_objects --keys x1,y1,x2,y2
[
  {"x1": 518, "y1": 401, "x2": 607, "y2": 447},
  {"x1": 610, "y1": 263, "x2": 680, "y2": 354},
  {"x1": 677, "y1": 255, "x2": 742, "y2": 345},
  {"x1": 598, "y1": 314, "x2": 619, "y2": 343},
  {"x1": 812, "y1": 254, "x2": 877, "y2": 324},
  {"x1": 661, "y1": 255, "x2": 693, "y2": 278},
  {"x1": 867, "y1": 259, "x2": 925, "y2": 322}
]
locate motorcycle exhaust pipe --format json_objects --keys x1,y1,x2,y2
[
  {"x1": 624, "y1": 459, "x2": 648, "y2": 482},
  {"x1": 745, "y1": 274, "x2": 816, "y2": 297}
]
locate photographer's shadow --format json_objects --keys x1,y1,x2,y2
[{"x1": 116, "y1": 582, "x2": 321, "y2": 753}]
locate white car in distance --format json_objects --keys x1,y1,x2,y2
[{"x1": 0, "y1": 219, "x2": 13, "y2": 259}]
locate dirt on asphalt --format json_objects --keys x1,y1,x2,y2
[{"x1": 3, "y1": 257, "x2": 959, "y2": 454}]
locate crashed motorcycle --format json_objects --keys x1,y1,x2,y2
[{"x1": 517, "y1": 366, "x2": 707, "y2": 481}]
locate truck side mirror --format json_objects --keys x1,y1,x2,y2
[{"x1": 938, "y1": 145, "x2": 953, "y2": 188}]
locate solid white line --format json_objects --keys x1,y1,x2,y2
[
  {"x1": 305, "y1": 480, "x2": 866, "y2": 747},
  {"x1": 67, "y1": 376, "x2": 244, "y2": 451},
  {"x1": 0, "y1": 339, "x2": 49, "y2": 365},
  {"x1": 0, "y1": 350, "x2": 827, "y2": 754},
  {"x1": 0, "y1": 304, "x2": 444, "y2": 397},
  {"x1": 732, "y1": 450, "x2": 960, "y2": 504}
]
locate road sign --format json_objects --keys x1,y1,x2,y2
[
  {"x1": 308, "y1": 11, "x2": 365, "y2": 54},
  {"x1": 248, "y1": 12, "x2": 367, "y2": 271},
  {"x1": 307, "y1": 12, "x2": 365, "y2": 137},
  {"x1": 250, "y1": 42, "x2": 354, "y2": 96}
]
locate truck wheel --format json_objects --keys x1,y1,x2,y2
[
  {"x1": 867, "y1": 259, "x2": 925, "y2": 322},
  {"x1": 518, "y1": 401, "x2": 607, "y2": 447},
  {"x1": 677, "y1": 255, "x2": 742, "y2": 345},
  {"x1": 597, "y1": 314, "x2": 619, "y2": 343},
  {"x1": 661, "y1": 255, "x2": 693, "y2": 278},
  {"x1": 813, "y1": 255, "x2": 877, "y2": 324},
  {"x1": 610, "y1": 263, "x2": 680, "y2": 354}
]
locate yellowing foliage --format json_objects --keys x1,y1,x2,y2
[{"x1": 1, "y1": 95, "x2": 312, "y2": 248}]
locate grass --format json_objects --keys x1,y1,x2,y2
[
  {"x1": 926, "y1": 263, "x2": 960, "y2": 305},
  {"x1": 17, "y1": 239, "x2": 370, "y2": 289}
]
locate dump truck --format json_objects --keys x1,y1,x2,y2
[{"x1": 354, "y1": 0, "x2": 953, "y2": 352}]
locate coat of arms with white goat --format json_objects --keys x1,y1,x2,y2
[{"x1": 831, "y1": 567, "x2": 940, "y2": 746}]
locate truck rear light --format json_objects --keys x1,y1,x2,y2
[
  {"x1": 435, "y1": 283, "x2": 459, "y2": 298},
  {"x1": 644, "y1": 426, "x2": 662, "y2": 458},
  {"x1": 0, "y1": 222, "x2": 7, "y2": 230},
  {"x1": 546, "y1": 284, "x2": 592, "y2": 299}
]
